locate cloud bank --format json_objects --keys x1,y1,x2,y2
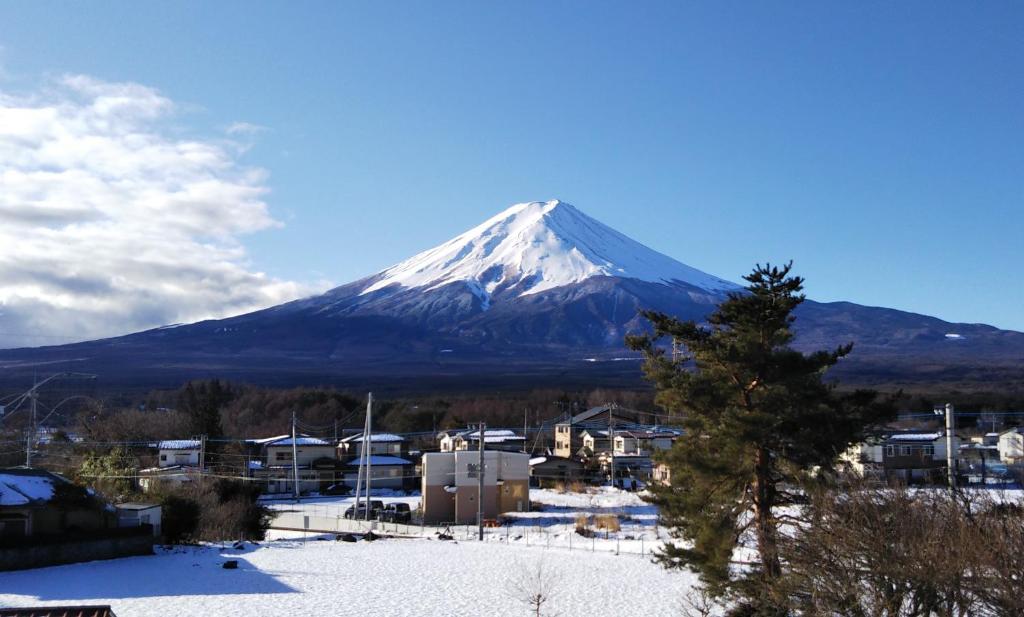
[{"x1": 0, "y1": 75, "x2": 322, "y2": 349}]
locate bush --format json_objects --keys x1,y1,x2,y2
[
  {"x1": 155, "y1": 479, "x2": 270, "y2": 544},
  {"x1": 593, "y1": 514, "x2": 620, "y2": 532}
]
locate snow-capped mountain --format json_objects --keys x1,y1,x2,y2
[
  {"x1": 1, "y1": 200, "x2": 1022, "y2": 391},
  {"x1": 361, "y1": 200, "x2": 737, "y2": 304}
]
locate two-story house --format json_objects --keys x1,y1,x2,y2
[
  {"x1": 552, "y1": 404, "x2": 651, "y2": 459},
  {"x1": 339, "y1": 433, "x2": 415, "y2": 491},
  {"x1": 253, "y1": 435, "x2": 337, "y2": 494}
]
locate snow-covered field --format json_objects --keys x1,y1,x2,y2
[
  {"x1": 0, "y1": 531, "x2": 697, "y2": 616},
  {"x1": 0, "y1": 488, "x2": 698, "y2": 616}
]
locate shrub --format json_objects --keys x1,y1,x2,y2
[
  {"x1": 593, "y1": 514, "x2": 620, "y2": 532},
  {"x1": 155, "y1": 479, "x2": 270, "y2": 544}
]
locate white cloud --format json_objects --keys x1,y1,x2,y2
[{"x1": 0, "y1": 74, "x2": 328, "y2": 349}]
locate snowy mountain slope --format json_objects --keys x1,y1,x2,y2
[
  {"x1": 0, "y1": 199, "x2": 1022, "y2": 391},
  {"x1": 360, "y1": 200, "x2": 738, "y2": 303}
]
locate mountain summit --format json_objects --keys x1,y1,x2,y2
[
  {"x1": 361, "y1": 200, "x2": 737, "y2": 304},
  {"x1": 2, "y1": 200, "x2": 1022, "y2": 391}
]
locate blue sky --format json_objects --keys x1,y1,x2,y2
[{"x1": 0, "y1": 2, "x2": 1021, "y2": 341}]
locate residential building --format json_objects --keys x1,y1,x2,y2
[
  {"x1": 883, "y1": 431, "x2": 960, "y2": 484},
  {"x1": 613, "y1": 429, "x2": 680, "y2": 456},
  {"x1": 156, "y1": 440, "x2": 202, "y2": 468},
  {"x1": 998, "y1": 427, "x2": 1024, "y2": 464},
  {"x1": 438, "y1": 428, "x2": 526, "y2": 453},
  {"x1": 552, "y1": 404, "x2": 651, "y2": 458},
  {"x1": 528, "y1": 456, "x2": 585, "y2": 486},
  {"x1": 252, "y1": 435, "x2": 338, "y2": 494},
  {"x1": 421, "y1": 451, "x2": 529, "y2": 524},
  {"x1": 652, "y1": 462, "x2": 672, "y2": 486},
  {"x1": 343, "y1": 455, "x2": 415, "y2": 491},
  {"x1": 0, "y1": 468, "x2": 114, "y2": 540},
  {"x1": 339, "y1": 433, "x2": 407, "y2": 458},
  {"x1": 115, "y1": 503, "x2": 162, "y2": 537}
]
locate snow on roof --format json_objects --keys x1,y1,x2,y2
[
  {"x1": 462, "y1": 429, "x2": 525, "y2": 442},
  {"x1": 341, "y1": 433, "x2": 406, "y2": 443},
  {"x1": 0, "y1": 469, "x2": 63, "y2": 506},
  {"x1": 344, "y1": 456, "x2": 413, "y2": 466},
  {"x1": 529, "y1": 457, "x2": 548, "y2": 466},
  {"x1": 263, "y1": 436, "x2": 330, "y2": 447},
  {"x1": 158, "y1": 439, "x2": 201, "y2": 450},
  {"x1": 117, "y1": 502, "x2": 160, "y2": 511},
  {"x1": 889, "y1": 432, "x2": 944, "y2": 441},
  {"x1": 248, "y1": 434, "x2": 291, "y2": 445}
]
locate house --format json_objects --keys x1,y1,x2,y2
[
  {"x1": 528, "y1": 456, "x2": 585, "y2": 486},
  {"x1": 339, "y1": 433, "x2": 407, "y2": 458},
  {"x1": 156, "y1": 440, "x2": 202, "y2": 468},
  {"x1": 251, "y1": 435, "x2": 338, "y2": 494},
  {"x1": 552, "y1": 404, "x2": 652, "y2": 458},
  {"x1": 881, "y1": 431, "x2": 959, "y2": 484},
  {"x1": 0, "y1": 468, "x2": 114, "y2": 541},
  {"x1": 613, "y1": 429, "x2": 680, "y2": 456},
  {"x1": 998, "y1": 427, "x2": 1024, "y2": 464},
  {"x1": 438, "y1": 429, "x2": 526, "y2": 453},
  {"x1": 343, "y1": 455, "x2": 415, "y2": 491},
  {"x1": 596, "y1": 452, "x2": 654, "y2": 484},
  {"x1": 578, "y1": 430, "x2": 611, "y2": 458},
  {"x1": 137, "y1": 465, "x2": 198, "y2": 492},
  {"x1": 115, "y1": 503, "x2": 162, "y2": 537},
  {"x1": 421, "y1": 451, "x2": 529, "y2": 524},
  {"x1": 839, "y1": 437, "x2": 885, "y2": 477},
  {"x1": 652, "y1": 462, "x2": 672, "y2": 486}
]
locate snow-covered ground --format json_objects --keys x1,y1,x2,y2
[{"x1": 0, "y1": 531, "x2": 698, "y2": 616}]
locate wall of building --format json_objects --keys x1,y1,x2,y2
[
  {"x1": 0, "y1": 531, "x2": 153, "y2": 571},
  {"x1": 422, "y1": 451, "x2": 529, "y2": 524},
  {"x1": 265, "y1": 445, "x2": 336, "y2": 467},
  {"x1": 158, "y1": 449, "x2": 200, "y2": 467}
]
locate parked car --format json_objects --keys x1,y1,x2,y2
[
  {"x1": 321, "y1": 483, "x2": 350, "y2": 496},
  {"x1": 379, "y1": 502, "x2": 411, "y2": 523},
  {"x1": 343, "y1": 500, "x2": 384, "y2": 519}
]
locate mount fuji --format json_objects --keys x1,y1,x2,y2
[{"x1": 2, "y1": 200, "x2": 1022, "y2": 391}]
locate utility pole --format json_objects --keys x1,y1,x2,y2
[
  {"x1": 609, "y1": 404, "x2": 616, "y2": 487},
  {"x1": 478, "y1": 421, "x2": 486, "y2": 541},
  {"x1": 291, "y1": 410, "x2": 300, "y2": 500},
  {"x1": 26, "y1": 378, "x2": 37, "y2": 467},
  {"x1": 199, "y1": 434, "x2": 207, "y2": 473},
  {"x1": 365, "y1": 393, "x2": 373, "y2": 522},
  {"x1": 945, "y1": 403, "x2": 956, "y2": 489},
  {"x1": 523, "y1": 408, "x2": 528, "y2": 454}
]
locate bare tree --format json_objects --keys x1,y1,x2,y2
[{"x1": 507, "y1": 559, "x2": 561, "y2": 617}]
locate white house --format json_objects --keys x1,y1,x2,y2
[
  {"x1": 438, "y1": 429, "x2": 526, "y2": 452},
  {"x1": 998, "y1": 428, "x2": 1024, "y2": 464},
  {"x1": 115, "y1": 503, "x2": 162, "y2": 536},
  {"x1": 156, "y1": 440, "x2": 202, "y2": 468},
  {"x1": 339, "y1": 433, "x2": 406, "y2": 458}
]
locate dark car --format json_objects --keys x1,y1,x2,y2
[
  {"x1": 321, "y1": 483, "x2": 351, "y2": 496},
  {"x1": 379, "y1": 502, "x2": 411, "y2": 523},
  {"x1": 343, "y1": 500, "x2": 384, "y2": 519}
]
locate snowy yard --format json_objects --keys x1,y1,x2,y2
[{"x1": 0, "y1": 531, "x2": 698, "y2": 616}]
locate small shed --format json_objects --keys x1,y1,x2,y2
[{"x1": 116, "y1": 503, "x2": 162, "y2": 537}]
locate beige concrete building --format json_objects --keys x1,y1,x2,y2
[{"x1": 421, "y1": 451, "x2": 530, "y2": 524}]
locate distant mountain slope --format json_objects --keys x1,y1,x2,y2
[{"x1": 1, "y1": 200, "x2": 1021, "y2": 391}]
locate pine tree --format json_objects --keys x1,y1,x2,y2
[{"x1": 626, "y1": 262, "x2": 894, "y2": 612}]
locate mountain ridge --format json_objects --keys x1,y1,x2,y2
[{"x1": 1, "y1": 200, "x2": 1021, "y2": 392}]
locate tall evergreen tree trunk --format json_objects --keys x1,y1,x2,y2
[{"x1": 753, "y1": 447, "x2": 781, "y2": 583}]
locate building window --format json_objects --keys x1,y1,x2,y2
[
  {"x1": 922, "y1": 445, "x2": 934, "y2": 456},
  {"x1": 885, "y1": 446, "x2": 895, "y2": 457},
  {"x1": 275, "y1": 452, "x2": 292, "y2": 461}
]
